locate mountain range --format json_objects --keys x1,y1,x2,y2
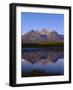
[{"x1": 22, "y1": 29, "x2": 64, "y2": 43}]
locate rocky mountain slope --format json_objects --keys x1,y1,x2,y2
[{"x1": 22, "y1": 29, "x2": 64, "y2": 43}]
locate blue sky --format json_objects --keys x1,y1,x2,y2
[{"x1": 21, "y1": 12, "x2": 64, "y2": 34}]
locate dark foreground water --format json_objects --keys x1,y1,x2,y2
[{"x1": 21, "y1": 47, "x2": 64, "y2": 77}]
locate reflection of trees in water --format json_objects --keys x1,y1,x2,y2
[{"x1": 22, "y1": 47, "x2": 64, "y2": 64}]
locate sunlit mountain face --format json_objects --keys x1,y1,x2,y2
[{"x1": 22, "y1": 29, "x2": 64, "y2": 43}]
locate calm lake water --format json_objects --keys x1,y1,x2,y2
[{"x1": 21, "y1": 47, "x2": 64, "y2": 77}]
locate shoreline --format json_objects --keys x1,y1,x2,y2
[{"x1": 22, "y1": 42, "x2": 64, "y2": 48}]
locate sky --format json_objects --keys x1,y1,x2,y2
[{"x1": 21, "y1": 12, "x2": 64, "y2": 34}]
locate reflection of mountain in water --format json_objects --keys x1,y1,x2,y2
[{"x1": 22, "y1": 47, "x2": 64, "y2": 64}]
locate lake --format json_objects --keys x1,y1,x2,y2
[{"x1": 21, "y1": 47, "x2": 64, "y2": 77}]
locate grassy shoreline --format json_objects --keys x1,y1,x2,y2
[{"x1": 22, "y1": 42, "x2": 64, "y2": 48}]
